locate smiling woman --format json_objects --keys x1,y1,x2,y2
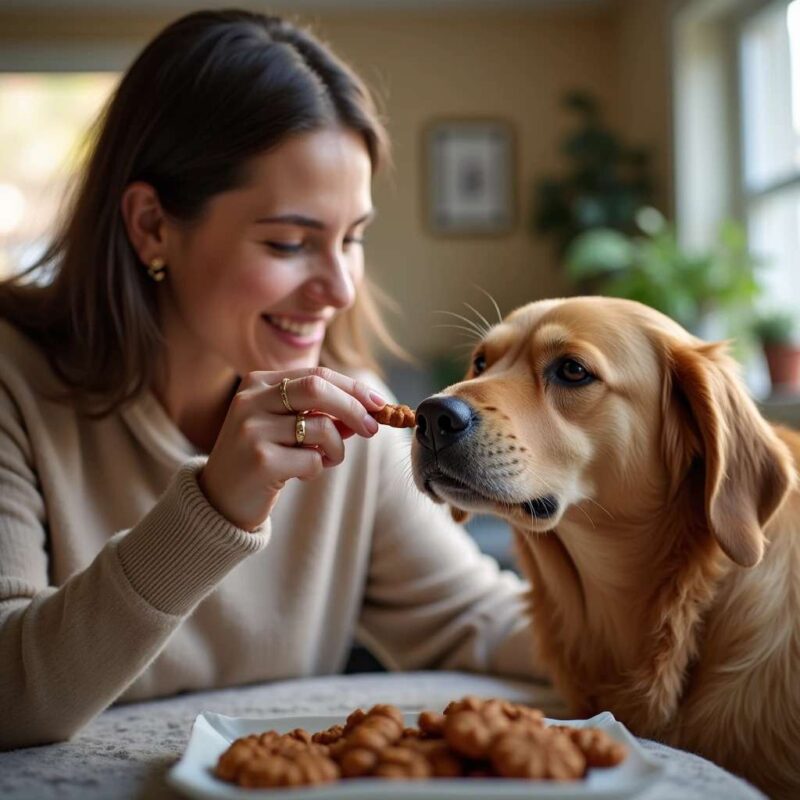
[
  {"x1": 0, "y1": 9, "x2": 540, "y2": 752},
  {"x1": 121, "y1": 127, "x2": 375, "y2": 416}
]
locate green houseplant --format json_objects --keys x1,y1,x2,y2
[
  {"x1": 564, "y1": 207, "x2": 761, "y2": 341},
  {"x1": 751, "y1": 310, "x2": 800, "y2": 393},
  {"x1": 531, "y1": 90, "x2": 655, "y2": 255}
]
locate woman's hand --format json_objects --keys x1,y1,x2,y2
[{"x1": 197, "y1": 367, "x2": 385, "y2": 531}]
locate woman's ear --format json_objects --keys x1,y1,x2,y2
[
  {"x1": 120, "y1": 181, "x2": 167, "y2": 265},
  {"x1": 661, "y1": 339, "x2": 794, "y2": 567}
]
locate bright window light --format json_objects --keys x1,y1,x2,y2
[{"x1": 0, "y1": 73, "x2": 118, "y2": 279}]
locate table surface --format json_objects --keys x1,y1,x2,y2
[{"x1": 1, "y1": 671, "x2": 765, "y2": 800}]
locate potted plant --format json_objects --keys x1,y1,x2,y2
[
  {"x1": 531, "y1": 90, "x2": 656, "y2": 256},
  {"x1": 563, "y1": 207, "x2": 761, "y2": 343},
  {"x1": 751, "y1": 310, "x2": 800, "y2": 393}
]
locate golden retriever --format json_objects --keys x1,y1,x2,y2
[{"x1": 411, "y1": 297, "x2": 800, "y2": 798}]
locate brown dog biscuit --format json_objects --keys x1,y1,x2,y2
[
  {"x1": 338, "y1": 746, "x2": 380, "y2": 778},
  {"x1": 328, "y1": 703, "x2": 405, "y2": 766},
  {"x1": 399, "y1": 736, "x2": 465, "y2": 777},
  {"x1": 312, "y1": 723, "x2": 345, "y2": 745},
  {"x1": 371, "y1": 403, "x2": 416, "y2": 428},
  {"x1": 443, "y1": 696, "x2": 541, "y2": 759},
  {"x1": 237, "y1": 749, "x2": 340, "y2": 787},
  {"x1": 444, "y1": 696, "x2": 543, "y2": 725},
  {"x1": 215, "y1": 738, "x2": 264, "y2": 782},
  {"x1": 417, "y1": 710, "x2": 446, "y2": 738},
  {"x1": 490, "y1": 725, "x2": 586, "y2": 781},
  {"x1": 553, "y1": 726, "x2": 628, "y2": 768},
  {"x1": 331, "y1": 704, "x2": 407, "y2": 778},
  {"x1": 215, "y1": 732, "x2": 338, "y2": 787},
  {"x1": 343, "y1": 708, "x2": 368, "y2": 733},
  {"x1": 371, "y1": 745, "x2": 433, "y2": 779}
]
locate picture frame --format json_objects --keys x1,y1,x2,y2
[{"x1": 424, "y1": 118, "x2": 516, "y2": 236}]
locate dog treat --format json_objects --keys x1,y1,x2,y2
[
  {"x1": 371, "y1": 745, "x2": 433, "y2": 779},
  {"x1": 343, "y1": 707, "x2": 368, "y2": 733},
  {"x1": 418, "y1": 709, "x2": 446, "y2": 738},
  {"x1": 551, "y1": 725, "x2": 628, "y2": 768},
  {"x1": 311, "y1": 723, "x2": 345, "y2": 745},
  {"x1": 490, "y1": 724, "x2": 586, "y2": 780},
  {"x1": 371, "y1": 402, "x2": 416, "y2": 428},
  {"x1": 214, "y1": 696, "x2": 626, "y2": 789},
  {"x1": 444, "y1": 695, "x2": 545, "y2": 725},
  {"x1": 327, "y1": 704, "x2": 405, "y2": 777},
  {"x1": 442, "y1": 696, "x2": 544, "y2": 759},
  {"x1": 398, "y1": 736, "x2": 465, "y2": 777},
  {"x1": 214, "y1": 731, "x2": 339, "y2": 788}
]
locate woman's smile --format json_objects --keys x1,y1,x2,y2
[{"x1": 262, "y1": 313, "x2": 328, "y2": 348}]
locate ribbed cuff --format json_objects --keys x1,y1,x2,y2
[{"x1": 115, "y1": 458, "x2": 271, "y2": 615}]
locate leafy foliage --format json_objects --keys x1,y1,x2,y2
[
  {"x1": 751, "y1": 310, "x2": 797, "y2": 345},
  {"x1": 565, "y1": 208, "x2": 761, "y2": 334},
  {"x1": 532, "y1": 91, "x2": 655, "y2": 254}
]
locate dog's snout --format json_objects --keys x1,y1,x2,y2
[{"x1": 415, "y1": 396, "x2": 474, "y2": 452}]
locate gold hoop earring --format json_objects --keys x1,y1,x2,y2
[{"x1": 147, "y1": 257, "x2": 167, "y2": 282}]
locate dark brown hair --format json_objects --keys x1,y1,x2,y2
[{"x1": 0, "y1": 9, "x2": 400, "y2": 414}]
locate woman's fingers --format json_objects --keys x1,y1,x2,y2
[
  {"x1": 240, "y1": 368, "x2": 384, "y2": 438},
  {"x1": 198, "y1": 368, "x2": 382, "y2": 530},
  {"x1": 277, "y1": 413, "x2": 346, "y2": 466},
  {"x1": 259, "y1": 442, "x2": 327, "y2": 483}
]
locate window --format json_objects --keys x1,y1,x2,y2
[
  {"x1": 739, "y1": 0, "x2": 800, "y2": 310},
  {"x1": 674, "y1": 0, "x2": 800, "y2": 401},
  {"x1": 0, "y1": 73, "x2": 118, "y2": 278}
]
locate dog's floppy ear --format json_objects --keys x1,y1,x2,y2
[{"x1": 661, "y1": 339, "x2": 794, "y2": 567}]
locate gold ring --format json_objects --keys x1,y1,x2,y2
[
  {"x1": 279, "y1": 377, "x2": 295, "y2": 413},
  {"x1": 294, "y1": 413, "x2": 307, "y2": 446}
]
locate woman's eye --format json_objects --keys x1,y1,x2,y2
[
  {"x1": 343, "y1": 236, "x2": 365, "y2": 248},
  {"x1": 472, "y1": 353, "x2": 487, "y2": 375},
  {"x1": 554, "y1": 359, "x2": 594, "y2": 385},
  {"x1": 265, "y1": 241, "x2": 304, "y2": 255}
]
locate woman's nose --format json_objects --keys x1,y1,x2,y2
[{"x1": 308, "y1": 252, "x2": 356, "y2": 309}]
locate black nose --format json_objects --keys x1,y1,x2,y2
[{"x1": 415, "y1": 396, "x2": 474, "y2": 452}]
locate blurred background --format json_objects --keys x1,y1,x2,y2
[{"x1": 0, "y1": 0, "x2": 798, "y2": 574}]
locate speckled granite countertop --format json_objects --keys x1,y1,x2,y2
[{"x1": 0, "y1": 671, "x2": 765, "y2": 800}]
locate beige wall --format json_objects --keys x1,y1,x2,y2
[{"x1": 0, "y1": 1, "x2": 673, "y2": 363}]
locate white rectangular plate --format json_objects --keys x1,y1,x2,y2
[{"x1": 167, "y1": 710, "x2": 665, "y2": 800}]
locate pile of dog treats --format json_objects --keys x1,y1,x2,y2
[{"x1": 215, "y1": 695, "x2": 627, "y2": 788}]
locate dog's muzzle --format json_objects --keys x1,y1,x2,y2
[{"x1": 415, "y1": 395, "x2": 474, "y2": 452}]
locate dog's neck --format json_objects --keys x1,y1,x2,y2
[{"x1": 514, "y1": 475, "x2": 728, "y2": 733}]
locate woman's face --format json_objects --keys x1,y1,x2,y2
[{"x1": 160, "y1": 127, "x2": 374, "y2": 377}]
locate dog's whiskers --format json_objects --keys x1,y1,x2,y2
[
  {"x1": 574, "y1": 503, "x2": 597, "y2": 530},
  {"x1": 471, "y1": 285, "x2": 504, "y2": 325},
  {"x1": 463, "y1": 302, "x2": 492, "y2": 337},
  {"x1": 432, "y1": 323, "x2": 484, "y2": 342},
  {"x1": 433, "y1": 310, "x2": 487, "y2": 339},
  {"x1": 584, "y1": 497, "x2": 615, "y2": 521}
]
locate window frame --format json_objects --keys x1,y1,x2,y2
[
  {"x1": 672, "y1": 0, "x2": 800, "y2": 406},
  {"x1": 733, "y1": 0, "x2": 800, "y2": 214}
]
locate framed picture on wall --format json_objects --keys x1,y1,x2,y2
[{"x1": 424, "y1": 118, "x2": 516, "y2": 236}]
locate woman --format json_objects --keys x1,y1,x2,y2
[{"x1": 0, "y1": 10, "x2": 535, "y2": 750}]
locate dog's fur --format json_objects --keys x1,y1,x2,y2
[{"x1": 412, "y1": 297, "x2": 800, "y2": 797}]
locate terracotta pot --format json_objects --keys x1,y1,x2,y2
[{"x1": 763, "y1": 343, "x2": 800, "y2": 393}]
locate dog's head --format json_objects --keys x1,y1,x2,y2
[{"x1": 411, "y1": 297, "x2": 794, "y2": 567}]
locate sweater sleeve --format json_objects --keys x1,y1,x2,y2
[
  {"x1": 356, "y1": 424, "x2": 549, "y2": 681},
  {"x1": 0, "y1": 389, "x2": 270, "y2": 750}
]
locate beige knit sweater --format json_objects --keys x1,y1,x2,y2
[{"x1": 0, "y1": 319, "x2": 538, "y2": 750}]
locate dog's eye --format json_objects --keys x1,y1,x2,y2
[
  {"x1": 472, "y1": 353, "x2": 487, "y2": 376},
  {"x1": 554, "y1": 359, "x2": 594, "y2": 385}
]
